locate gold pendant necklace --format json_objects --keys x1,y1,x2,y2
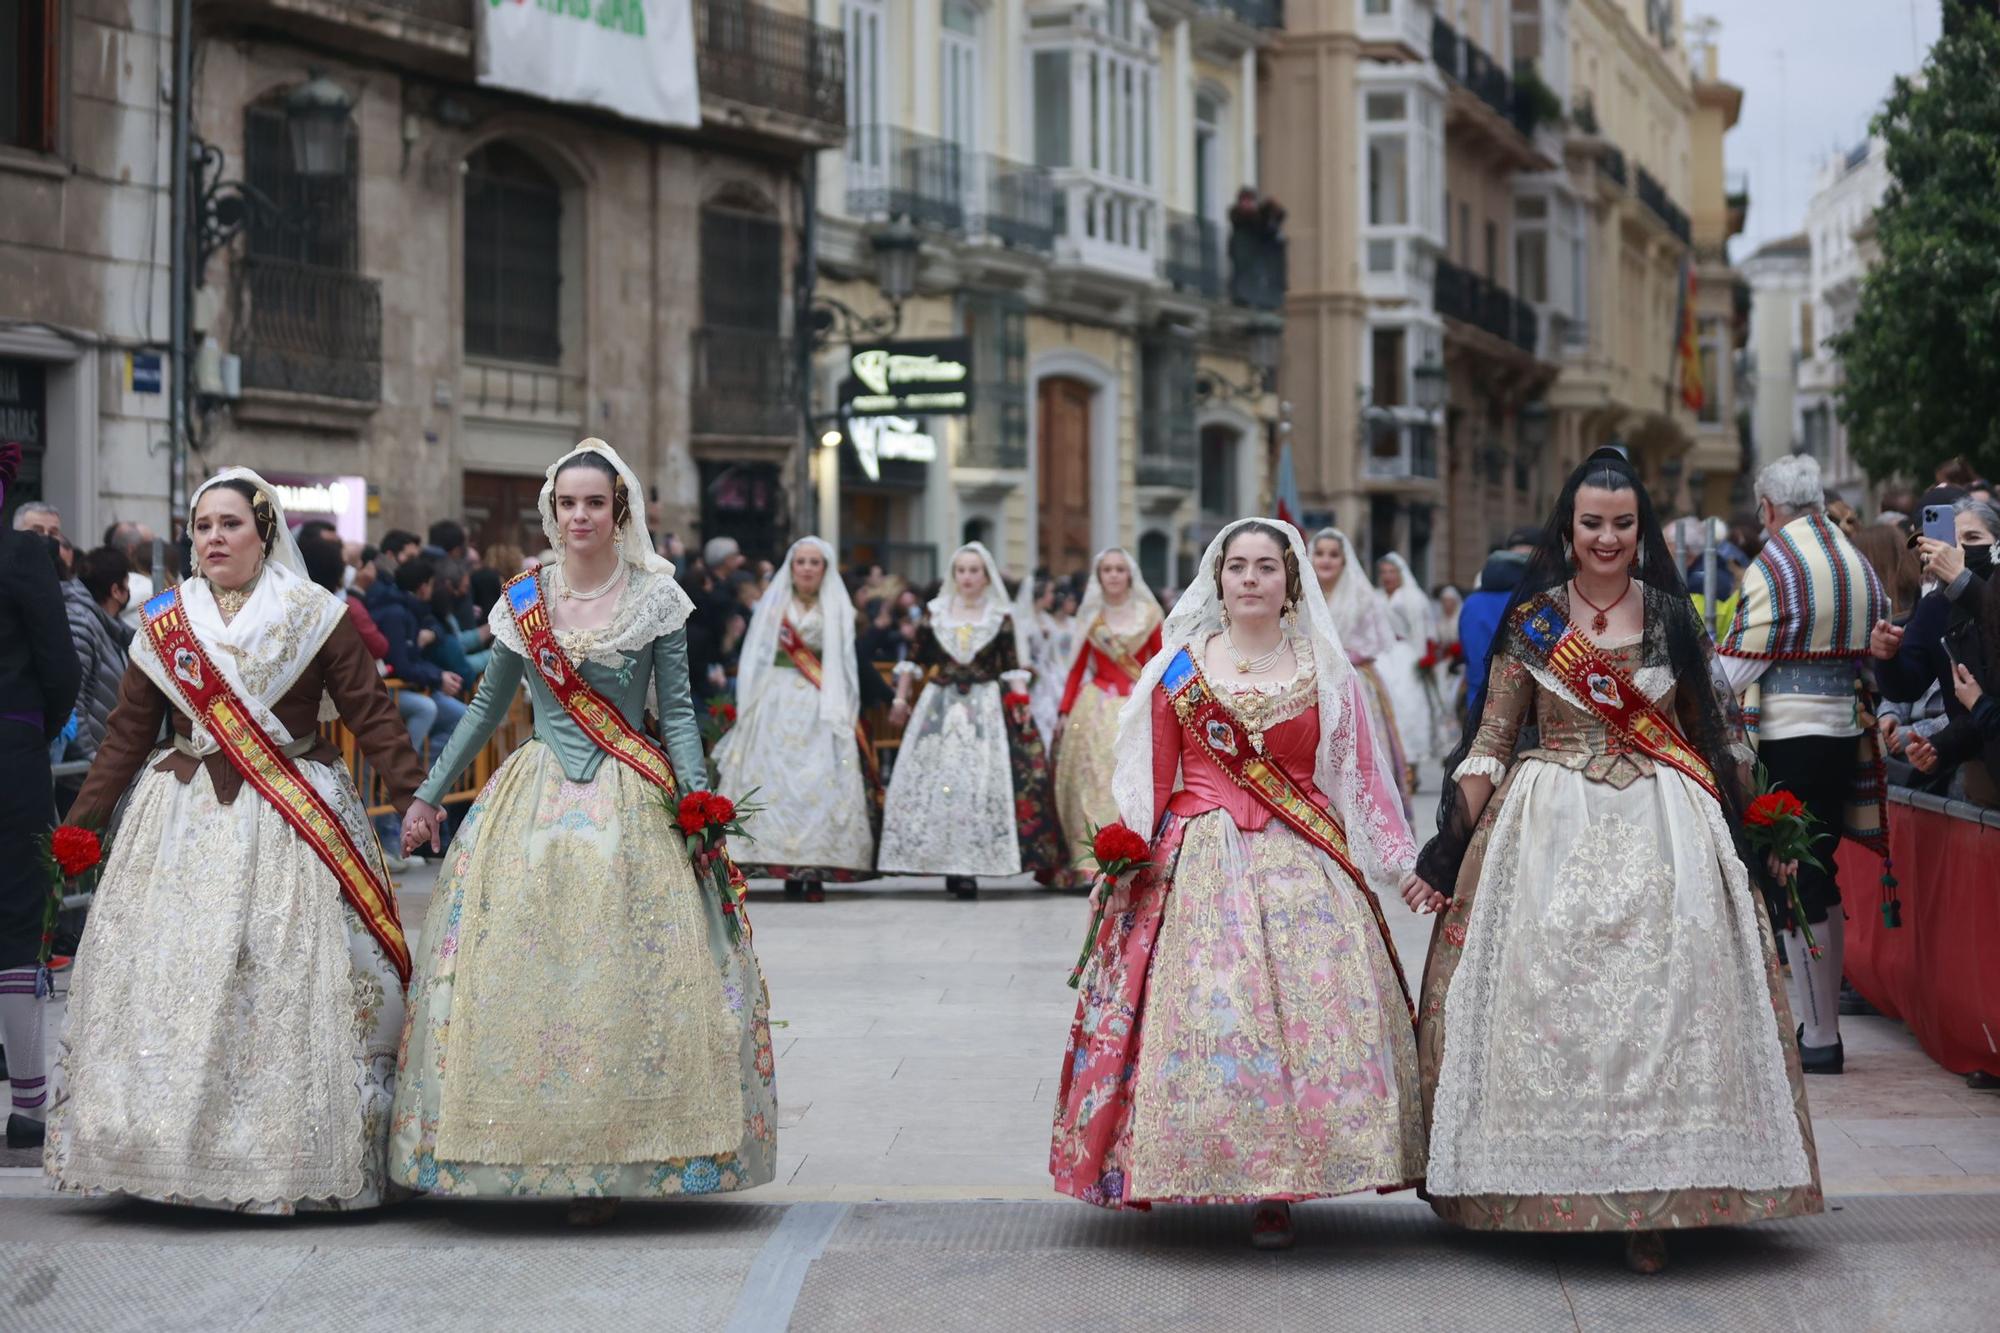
[{"x1": 213, "y1": 571, "x2": 260, "y2": 621}]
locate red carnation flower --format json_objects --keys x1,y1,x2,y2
[
  {"x1": 50, "y1": 826, "x2": 101, "y2": 880},
  {"x1": 706, "y1": 795, "x2": 736, "y2": 825},
  {"x1": 1003, "y1": 692, "x2": 1032, "y2": 711},
  {"x1": 677, "y1": 792, "x2": 711, "y2": 835},
  {"x1": 1091, "y1": 823, "x2": 1148, "y2": 866},
  {"x1": 1745, "y1": 790, "x2": 1806, "y2": 829}
]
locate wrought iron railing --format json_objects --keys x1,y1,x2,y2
[
  {"x1": 1164, "y1": 212, "x2": 1223, "y2": 299},
  {"x1": 1229, "y1": 223, "x2": 1287, "y2": 310},
  {"x1": 1434, "y1": 258, "x2": 1538, "y2": 355},
  {"x1": 695, "y1": 0, "x2": 847, "y2": 132},
  {"x1": 847, "y1": 126, "x2": 967, "y2": 232},
  {"x1": 1432, "y1": 15, "x2": 1519, "y2": 127},
  {"x1": 236, "y1": 255, "x2": 382, "y2": 401},
  {"x1": 1213, "y1": 0, "x2": 1283, "y2": 27},
  {"x1": 1635, "y1": 166, "x2": 1691, "y2": 243},
  {"x1": 976, "y1": 154, "x2": 1058, "y2": 253},
  {"x1": 1598, "y1": 144, "x2": 1628, "y2": 188},
  {"x1": 691, "y1": 327, "x2": 799, "y2": 437}
]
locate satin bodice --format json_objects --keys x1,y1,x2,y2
[{"x1": 1153, "y1": 659, "x2": 1330, "y2": 832}]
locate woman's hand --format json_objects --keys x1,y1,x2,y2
[
  {"x1": 1919, "y1": 537, "x2": 1966, "y2": 586},
  {"x1": 1400, "y1": 871, "x2": 1447, "y2": 915},
  {"x1": 1765, "y1": 851, "x2": 1798, "y2": 887},
  {"x1": 1869, "y1": 618, "x2": 1904, "y2": 661},
  {"x1": 1952, "y1": 661, "x2": 1985, "y2": 710},
  {"x1": 889, "y1": 696, "x2": 911, "y2": 726},
  {"x1": 1906, "y1": 734, "x2": 1940, "y2": 774},
  {"x1": 401, "y1": 800, "x2": 444, "y2": 855}
]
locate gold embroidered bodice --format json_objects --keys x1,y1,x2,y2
[{"x1": 1468, "y1": 637, "x2": 1674, "y2": 790}]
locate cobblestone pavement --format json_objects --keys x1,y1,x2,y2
[{"x1": 4, "y1": 773, "x2": 1997, "y2": 1329}]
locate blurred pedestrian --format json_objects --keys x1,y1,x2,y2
[{"x1": 102, "y1": 521, "x2": 157, "y2": 627}]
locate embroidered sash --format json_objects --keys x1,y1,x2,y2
[
  {"x1": 1090, "y1": 618, "x2": 1150, "y2": 685},
  {"x1": 1159, "y1": 647, "x2": 1412, "y2": 1014},
  {"x1": 504, "y1": 570, "x2": 680, "y2": 798},
  {"x1": 778, "y1": 617, "x2": 882, "y2": 791},
  {"x1": 1511, "y1": 594, "x2": 1722, "y2": 803},
  {"x1": 141, "y1": 588, "x2": 410, "y2": 982}
]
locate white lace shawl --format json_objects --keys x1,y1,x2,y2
[
  {"x1": 1379, "y1": 552, "x2": 1436, "y2": 645},
  {"x1": 1067, "y1": 546, "x2": 1164, "y2": 678},
  {"x1": 489, "y1": 563, "x2": 693, "y2": 669},
  {"x1": 1111, "y1": 518, "x2": 1417, "y2": 895},
  {"x1": 927, "y1": 541, "x2": 1028, "y2": 668},
  {"x1": 1312, "y1": 528, "x2": 1397, "y2": 662},
  {"x1": 735, "y1": 536, "x2": 857, "y2": 727}
]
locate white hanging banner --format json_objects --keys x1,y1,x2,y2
[{"x1": 477, "y1": 0, "x2": 701, "y2": 130}]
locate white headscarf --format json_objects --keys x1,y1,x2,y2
[
  {"x1": 1377, "y1": 552, "x2": 1436, "y2": 645},
  {"x1": 137, "y1": 466, "x2": 348, "y2": 752},
  {"x1": 538, "y1": 438, "x2": 675, "y2": 577},
  {"x1": 1110, "y1": 518, "x2": 1415, "y2": 896},
  {"x1": 734, "y1": 536, "x2": 857, "y2": 727},
  {"x1": 929, "y1": 541, "x2": 1027, "y2": 667},
  {"x1": 1311, "y1": 528, "x2": 1396, "y2": 663},
  {"x1": 1068, "y1": 546, "x2": 1163, "y2": 674}
]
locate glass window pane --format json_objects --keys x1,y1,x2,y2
[
  {"x1": 1367, "y1": 238, "x2": 1396, "y2": 272},
  {"x1": 1034, "y1": 52, "x2": 1071, "y2": 168},
  {"x1": 1368, "y1": 134, "x2": 1408, "y2": 226},
  {"x1": 943, "y1": 0, "x2": 977, "y2": 35},
  {"x1": 1516, "y1": 231, "x2": 1548, "y2": 303},
  {"x1": 1090, "y1": 54, "x2": 1101, "y2": 170},
  {"x1": 1365, "y1": 92, "x2": 1406, "y2": 122}
]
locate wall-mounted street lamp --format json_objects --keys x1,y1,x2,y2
[
  {"x1": 192, "y1": 71, "x2": 355, "y2": 277},
  {"x1": 1519, "y1": 398, "x2": 1551, "y2": 452},
  {"x1": 807, "y1": 220, "x2": 921, "y2": 349},
  {"x1": 1412, "y1": 353, "x2": 1448, "y2": 413},
  {"x1": 1195, "y1": 312, "x2": 1284, "y2": 404}
]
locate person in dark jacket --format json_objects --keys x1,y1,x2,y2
[
  {"x1": 0, "y1": 445, "x2": 83, "y2": 1148},
  {"x1": 1457, "y1": 528, "x2": 1541, "y2": 721},
  {"x1": 1875, "y1": 497, "x2": 1997, "y2": 797},
  {"x1": 58, "y1": 548, "x2": 135, "y2": 811},
  {"x1": 366, "y1": 557, "x2": 466, "y2": 764}
]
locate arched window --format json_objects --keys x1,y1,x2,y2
[{"x1": 464, "y1": 142, "x2": 564, "y2": 364}]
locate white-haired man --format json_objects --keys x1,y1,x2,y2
[{"x1": 1715, "y1": 453, "x2": 1891, "y2": 1076}]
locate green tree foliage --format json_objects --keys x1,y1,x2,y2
[{"x1": 1831, "y1": 8, "x2": 2000, "y2": 481}]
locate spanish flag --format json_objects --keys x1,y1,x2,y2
[{"x1": 1675, "y1": 257, "x2": 1704, "y2": 414}]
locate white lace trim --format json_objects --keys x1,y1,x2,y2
[
  {"x1": 928, "y1": 602, "x2": 1008, "y2": 664},
  {"x1": 1453, "y1": 755, "x2": 1509, "y2": 785},
  {"x1": 489, "y1": 565, "x2": 692, "y2": 668}
]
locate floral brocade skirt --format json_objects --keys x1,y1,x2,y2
[
  {"x1": 1051, "y1": 810, "x2": 1425, "y2": 1207},
  {"x1": 1052, "y1": 681, "x2": 1126, "y2": 888},
  {"x1": 389, "y1": 741, "x2": 776, "y2": 1198}
]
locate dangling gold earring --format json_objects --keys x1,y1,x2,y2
[{"x1": 1221, "y1": 606, "x2": 1232, "y2": 632}]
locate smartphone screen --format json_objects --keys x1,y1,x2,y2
[{"x1": 1921, "y1": 505, "x2": 1957, "y2": 545}]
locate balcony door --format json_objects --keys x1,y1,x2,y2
[
  {"x1": 1037, "y1": 375, "x2": 1094, "y2": 576},
  {"x1": 940, "y1": 0, "x2": 979, "y2": 154}
]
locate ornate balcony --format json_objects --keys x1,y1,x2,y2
[
  {"x1": 695, "y1": 0, "x2": 847, "y2": 145},
  {"x1": 847, "y1": 127, "x2": 967, "y2": 233},
  {"x1": 1361, "y1": 412, "x2": 1440, "y2": 482},
  {"x1": 1051, "y1": 171, "x2": 1161, "y2": 283},
  {"x1": 1434, "y1": 257, "x2": 1538, "y2": 355},
  {"x1": 235, "y1": 255, "x2": 381, "y2": 402},
  {"x1": 972, "y1": 155, "x2": 1058, "y2": 254},
  {"x1": 1164, "y1": 213, "x2": 1223, "y2": 300},
  {"x1": 1635, "y1": 166, "x2": 1692, "y2": 244},
  {"x1": 691, "y1": 327, "x2": 799, "y2": 438}
]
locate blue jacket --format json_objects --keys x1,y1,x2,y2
[
  {"x1": 1460, "y1": 551, "x2": 1530, "y2": 719},
  {"x1": 365, "y1": 582, "x2": 446, "y2": 691}
]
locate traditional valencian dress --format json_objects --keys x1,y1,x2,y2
[
  {"x1": 876, "y1": 542, "x2": 1062, "y2": 881},
  {"x1": 389, "y1": 441, "x2": 775, "y2": 1199},
  {"x1": 1378, "y1": 553, "x2": 1445, "y2": 765},
  {"x1": 1022, "y1": 601, "x2": 1076, "y2": 750},
  {"x1": 715, "y1": 537, "x2": 880, "y2": 882},
  {"x1": 1418, "y1": 584, "x2": 1821, "y2": 1231},
  {"x1": 1316, "y1": 528, "x2": 1414, "y2": 818},
  {"x1": 1052, "y1": 520, "x2": 1425, "y2": 1208},
  {"x1": 1052, "y1": 551, "x2": 1163, "y2": 887},
  {"x1": 47, "y1": 469, "x2": 425, "y2": 1213}
]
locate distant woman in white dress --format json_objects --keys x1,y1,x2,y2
[
  {"x1": 1312, "y1": 528, "x2": 1413, "y2": 815},
  {"x1": 1018, "y1": 575, "x2": 1075, "y2": 748},
  {"x1": 1376, "y1": 552, "x2": 1441, "y2": 763},
  {"x1": 715, "y1": 537, "x2": 881, "y2": 901},
  {"x1": 877, "y1": 542, "x2": 1062, "y2": 898}
]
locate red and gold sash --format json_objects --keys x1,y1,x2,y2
[
  {"x1": 1512, "y1": 594, "x2": 1721, "y2": 802},
  {"x1": 504, "y1": 570, "x2": 680, "y2": 798},
  {"x1": 1159, "y1": 647, "x2": 1412, "y2": 1015},
  {"x1": 777, "y1": 617, "x2": 881, "y2": 791},
  {"x1": 1090, "y1": 618, "x2": 1151, "y2": 685},
  {"x1": 141, "y1": 588, "x2": 410, "y2": 982}
]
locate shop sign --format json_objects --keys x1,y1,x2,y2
[
  {"x1": 477, "y1": 0, "x2": 699, "y2": 130},
  {"x1": 847, "y1": 415, "x2": 937, "y2": 483},
  {"x1": 0, "y1": 361, "x2": 45, "y2": 449},
  {"x1": 841, "y1": 339, "x2": 973, "y2": 418},
  {"x1": 265, "y1": 472, "x2": 368, "y2": 542}
]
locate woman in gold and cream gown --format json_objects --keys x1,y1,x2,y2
[
  {"x1": 47, "y1": 468, "x2": 426, "y2": 1213},
  {"x1": 1311, "y1": 528, "x2": 1414, "y2": 817},
  {"x1": 715, "y1": 537, "x2": 880, "y2": 899},
  {"x1": 1051, "y1": 548, "x2": 1162, "y2": 886},
  {"x1": 389, "y1": 440, "x2": 774, "y2": 1210}
]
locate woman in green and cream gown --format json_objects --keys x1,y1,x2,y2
[{"x1": 388, "y1": 440, "x2": 775, "y2": 1215}]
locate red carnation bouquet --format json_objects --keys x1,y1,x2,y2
[
  {"x1": 663, "y1": 787, "x2": 764, "y2": 946},
  {"x1": 1742, "y1": 767, "x2": 1824, "y2": 959},
  {"x1": 37, "y1": 824, "x2": 106, "y2": 994},
  {"x1": 1067, "y1": 822, "x2": 1153, "y2": 988},
  {"x1": 1417, "y1": 639, "x2": 1443, "y2": 672},
  {"x1": 700, "y1": 697, "x2": 739, "y2": 749}
]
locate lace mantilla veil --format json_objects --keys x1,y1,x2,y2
[
  {"x1": 1066, "y1": 546, "x2": 1164, "y2": 674},
  {"x1": 1311, "y1": 528, "x2": 1396, "y2": 662},
  {"x1": 735, "y1": 536, "x2": 858, "y2": 728},
  {"x1": 928, "y1": 540, "x2": 1028, "y2": 666},
  {"x1": 1110, "y1": 517, "x2": 1417, "y2": 896},
  {"x1": 491, "y1": 438, "x2": 694, "y2": 656}
]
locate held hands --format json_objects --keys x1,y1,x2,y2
[
  {"x1": 1400, "y1": 871, "x2": 1447, "y2": 915},
  {"x1": 1953, "y1": 661, "x2": 1985, "y2": 710},
  {"x1": 1869, "y1": 619, "x2": 1904, "y2": 661},
  {"x1": 401, "y1": 799, "x2": 444, "y2": 855}
]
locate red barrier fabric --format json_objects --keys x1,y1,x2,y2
[{"x1": 1836, "y1": 802, "x2": 2000, "y2": 1077}]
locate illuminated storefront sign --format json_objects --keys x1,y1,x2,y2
[{"x1": 840, "y1": 338, "x2": 973, "y2": 417}]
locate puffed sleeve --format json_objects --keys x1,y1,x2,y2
[
  {"x1": 67, "y1": 660, "x2": 169, "y2": 828},
  {"x1": 652, "y1": 627, "x2": 709, "y2": 793}
]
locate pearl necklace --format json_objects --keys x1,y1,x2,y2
[
  {"x1": 558, "y1": 562, "x2": 624, "y2": 601},
  {"x1": 1225, "y1": 625, "x2": 1286, "y2": 674}
]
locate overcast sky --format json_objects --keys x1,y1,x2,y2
[{"x1": 1694, "y1": 0, "x2": 1942, "y2": 258}]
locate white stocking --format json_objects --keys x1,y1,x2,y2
[
  {"x1": 0, "y1": 968, "x2": 46, "y2": 1120},
  {"x1": 1782, "y1": 915, "x2": 1845, "y2": 1049}
]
